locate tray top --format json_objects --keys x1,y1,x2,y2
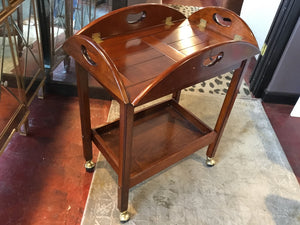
[
  {"x1": 95, "y1": 19, "x2": 230, "y2": 86},
  {"x1": 63, "y1": 4, "x2": 259, "y2": 105}
]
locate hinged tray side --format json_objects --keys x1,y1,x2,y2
[
  {"x1": 188, "y1": 6, "x2": 258, "y2": 47},
  {"x1": 78, "y1": 4, "x2": 186, "y2": 40},
  {"x1": 133, "y1": 41, "x2": 259, "y2": 106},
  {"x1": 63, "y1": 35, "x2": 129, "y2": 103}
]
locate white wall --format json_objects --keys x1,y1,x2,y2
[{"x1": 240, "y1": 0, "x2": 281, "y2": 50}]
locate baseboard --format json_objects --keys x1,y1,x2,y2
[
  {"x1": 262, "y1": 91, "x2": 298, "y2": 105},
  {"x1": 46, "y1": 81, "x2": 112, "y2": 100}
]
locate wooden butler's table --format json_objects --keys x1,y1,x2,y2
[{"x1": 63, "y1": 4, "x2": 259, "y2": 222}]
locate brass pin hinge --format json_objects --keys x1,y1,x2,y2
[
  {"x1": 92, "y1": 32, "x2": 103, "y2": 44},
  {"x1": 197, "y1": 18, "x2": 207, "y2": 31},
  {"x1": 234, "y1": 34, "x2": 243, "y2": 41},
  {"x1": 165, "y1": 17, "x2": 174, "y2": 26}
]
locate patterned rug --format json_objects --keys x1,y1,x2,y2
[
  {"x1": 183, "y1": 72, "x2": 251, "y2": 98},
  {"x1": 169, "y1": 4, "x2": 202, "y2": 16}
]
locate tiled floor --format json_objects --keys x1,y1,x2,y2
[{"x1": 1, "y1": 1, "x2": 299, "y2": 224}]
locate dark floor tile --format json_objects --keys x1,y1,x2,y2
[{"x1": 263, "y1": 102, "x2": 300, "y2": 183}]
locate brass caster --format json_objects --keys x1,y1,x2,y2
[
  {"x1": 120, "y1": 211, "x2": 130, "y2": 223},
  {"x1": 85, "y1": 160, "x2": 95, "y2": 173},
  {"x1": 206, "y1": 157, "x2": 216, "y2": 167}
]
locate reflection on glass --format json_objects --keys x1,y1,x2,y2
[{"x1": 73, "y1": 0, "x2": 97, "y2": 31}]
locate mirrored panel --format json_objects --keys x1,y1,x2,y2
[{"x1": 49, "y1": 0, "x2": 97, "y2": 71}]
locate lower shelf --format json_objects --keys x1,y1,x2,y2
[{"x1": 92, "y1": 100, "x2": 217, "y2": 187}]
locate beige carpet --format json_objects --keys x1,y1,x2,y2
[{"x1": 81, "y1": 93, "x2": 300, "y2": 225}]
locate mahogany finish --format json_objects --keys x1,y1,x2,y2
[{"x1": 63, "y1": 4, "x2": 259, "y2": 215}]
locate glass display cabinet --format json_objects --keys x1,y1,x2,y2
[
  {"x1": 0, "y1": 0, "x2": 102, "y2": 154},
  {"x1": 0, "y1": 0, "x2": 45, "y2": 154}
]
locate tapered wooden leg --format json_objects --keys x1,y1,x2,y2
[
  {"x1": 172, "y1": 90, "x2": 181, "y2": 102},
  {"x1": 76, "y1": 63, "x2": 95, "y2": 172},
  {"x1": 206, "y1": 60, "x2": 249, "y2": 164},
  {"x1": 118, "y1": 103, "x2": 134, "y2": 222}
]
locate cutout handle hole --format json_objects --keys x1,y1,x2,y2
[
  {"x1": 127, "y1": 11, "x2": 146, "y2": 24},
  {"x1": 81, "y1": 45, "x2": 96, "y2": 66},
  {"x1": 213, "y1": 13, "x2": 232, "y2": 27},
  {"x1": 203, "y1": 52, "x2": 224, "y2": 67}
]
